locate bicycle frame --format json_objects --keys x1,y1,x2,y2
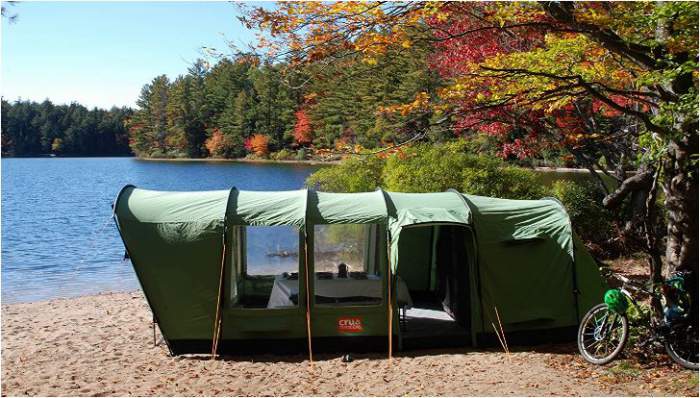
[{"x1": 614, "y1": 274, "x2": 679, "y2": 342}]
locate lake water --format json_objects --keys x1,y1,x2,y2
[{"x1": 1, "y1": 157, "x2": 319, "y2": 303}]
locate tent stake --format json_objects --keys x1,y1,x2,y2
[
  {"x1": 386, "y1": 238, "x2": 393, "y2": 361},
  {"x1": 303, "y1": 235, "x2": 314, "y2": 365},
  {"x1": 494, "y1": 307, "x2": 509, "y2": 355},
  {"x1": 153, "y1": 314, "x2": 157, "y2": 347},
  {"x1": 211, "y1": 237, "x2": 227, "y2": 360},
  {"x1": 491, "y1": 323, "x2": 507, "y2": 353}
]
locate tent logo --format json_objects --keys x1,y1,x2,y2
[{"x1": 337, "y1": 317, "x2": 363, "y2": 333}]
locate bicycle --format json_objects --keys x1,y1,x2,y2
[{"x1": 577, "y1": 270, "x2": 698, "y2": 370}]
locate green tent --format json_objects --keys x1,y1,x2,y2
[{"x1": 113, "y1": 185, "x2": 606, "y2": 356}]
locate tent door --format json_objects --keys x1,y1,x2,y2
[{"x1": 396, "y1": 225, "x2": 472, "y2": 349}]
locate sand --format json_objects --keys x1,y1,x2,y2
[{"x1": 2, "y1": 292, "x2": 697, "y2": 396}]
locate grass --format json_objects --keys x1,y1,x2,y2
[{"x1": 607, "y1": 360, "x2": 642, "y2": 379}]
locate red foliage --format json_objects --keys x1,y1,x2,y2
[
  {"x1": 293, "y1": 109, "x2": 313, "y2": 145},
  {"x1": 423, "y1": 3, "x2": 557, "y2": 159},
  {"x1": 428, "y1": 3, "x2": 547, "y2": 79},
  {"x1": 425, "y1": 3, "x2": 640, "y2": 160}
]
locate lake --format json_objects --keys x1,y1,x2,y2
[{"x1": 1, "y1": 157, "x2": 320, "y2": 303}]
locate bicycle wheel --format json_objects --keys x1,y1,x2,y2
[
  {"x1": 578, "y1": 303, "x2": 629, "y2": 365},
  {"x1": 665, "y1": 323, "x2": 699, "y2": 370}
]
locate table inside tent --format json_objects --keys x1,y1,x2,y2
[{"x1": 267, "y1": 274, "x2": 413, "y2": 309}]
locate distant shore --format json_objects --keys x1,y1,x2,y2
[
  {"x1": 137, "y1": 157, "x2": 339, "y2": 166},
  {"x1": 138, "y1": 156, "x2": 616, "y2": 174},
  {"x1": 2, "y1": 154, "x2": 616, "y2": 174}
]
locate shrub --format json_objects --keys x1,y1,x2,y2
[
  {"x1": 382, "y1": 142, "x2": 471, "y2": 192},
  {"x1": 166, "y1": 149, "x2": 187, "y2": 159},
  {"x1": 305, "y1": 155, "x2": 385, "y2": 192},
  {"x1": 551, "y1": 180, "x2": 613, "y2": 244},
  {"x1": 149, "y1": 149, "x2": 166, "y2": 158},
  {"x1": 307, "y1": 140, "x2": 552, "y2": 198},
  {"x1": 382, "y1": 141, "x2": 546, "y2": 198},
  {"x1": 461, "y1": 164, "x2": 548, "y2": 199},
  {"x1": 270, "y1": 149, "x2": 293, "y2": 161}
]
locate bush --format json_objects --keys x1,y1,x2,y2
[
  {"x1": 305, "y1": 155, "x2": 385, "y2": 192},
  {"x1": 461, "y1": 164, "x2": 548, "y2": 199},
  {"x1": 551, "y1": 180, "x2": 613, "y2": 244},
  {"x1": 382, "y1": 141, "x2": 546, "y2": 198},
  {"x1": 167, "y1": 149, "x2": 188, "y2": 159},
  {"x1": 382, "y1": 142, "x2": 473, "y2": 192},
  {"x1": 270, "y1": 149, "x2": 293, "y2": 161},
  {"x1": 307, "y1": 140, "x2": 550, "y2": 198},
  {"x1": 149, "y1": 149, "x2": 166, "y2": 158}
]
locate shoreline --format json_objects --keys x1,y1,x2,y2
[
  {"x1": 137, "y1": 157, "x2": 339, "y2": 166},
  {"x1": 3, "y1": 155, "x2": 616, "y2": 174},
  {"x1": 1, "y1": 289, "x2": 142, "y2": 307},
  {"x1": 138, "y1": 156, "x2": 614, "y2": 174}
]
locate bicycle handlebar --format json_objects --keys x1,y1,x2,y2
[{"x1": 613, "y1": 273, "x2": 653, "y2": 295}]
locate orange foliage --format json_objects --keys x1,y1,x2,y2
[
  {"x1": 205, "y1": 129, "x2": 225, "y2": 157},
  {"x1": 245, "y1": 134, "x2": 270, "y2": 156}
]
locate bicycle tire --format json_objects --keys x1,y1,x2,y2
[
  {"x1": 578, "y1": 303, "x2": 629, "y2": 365},
  {"x1": 665, "y1": 325, "x2": 699, "y2": 370}
]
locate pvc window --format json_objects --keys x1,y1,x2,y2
[
  {"x1": 229, "y1": 225, "x2": 300, "y2": 309},
  {"x1": 313, "y1": 224, "x2": 383, "y2": 306}
]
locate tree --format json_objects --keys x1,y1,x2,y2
[
  {"x1": 249, "y1": 63, "x2": 297, "y2": 149},
  {"x1": 51, "y1": 137, "x2": 63, "y2": 153},
  {"x1": 165, "y1": 76, "x2": 194, "y2": 156},
  {"x1": 204, "y1": 128, "x2": 225, "y2": 157},
  {"x1": 183, "y1": 60, "x2": 209, "y2": 158},
  {"x1": 1, "y1": 99, "x2": 131, "y2": 156},
  {"x1": 245, "y1": 133, "x2": 270, "y2": 157},
  {"x1": 245, "y1": 1, "x2": 699, "y2": 276},
  {"x1": 293, "y1": 109, "x2": 313, "y2": 145},
  {"x1": 128, "y1": 75, "x2": 170, "y2": 156},
  {"x1": 217, "y1": 90, "x2": 255, "y2": 158}
]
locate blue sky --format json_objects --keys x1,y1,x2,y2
[{"x1": 1, "y1": 2, "x2": 263, "y2": 109}]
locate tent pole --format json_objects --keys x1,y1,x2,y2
[
  {"x1": 211, "y1": 237, "x2": 227, "y2": 360},
  {"x1": 303, "y1": 233, "x2": 314, "y2": 364},
  {"x1": 386, "y1": 237, "x2": 393, "y2": 361}
]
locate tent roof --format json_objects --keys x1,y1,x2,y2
[
  {"x1": 307, "y1": 191, "x2": 388, "y2": 225},
  {"x1": 114, "y1": 187, "x2": 569, "y2": 233},
  {"x1": 116, "y1": 187, "x2": 475, "y2": 227},
  {"x1": 230, "y1": 189, "x2": 307, "y2": 227},
  {"x1": 114, "y1": 187, "x2": 229, "y2": 224},
  {"x1": 384, "y1": 191, "x2": 471, "y2": 228}
]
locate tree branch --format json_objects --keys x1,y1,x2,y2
[{"x1": 602, "y1": 170, "x2": 653, "y2": 209}]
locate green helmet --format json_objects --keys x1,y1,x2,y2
[{"x1": 604, "y1": 289, "x2": 628, "y2": 314}]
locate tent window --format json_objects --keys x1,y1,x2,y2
[
  {"x1": 313, "y1": 224, "x2": 383, "y2": 306},
  {"x1": 229, "y1": 225, "x2": 300, "y2": 309}
]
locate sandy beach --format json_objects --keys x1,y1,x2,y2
[{"x1": 2, "y1": 292, "x2": 697, "y2": 396}]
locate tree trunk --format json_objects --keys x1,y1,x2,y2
[
  {"x1": 644, "y1": 166, "x2": 663, "y2": 284},
  {"x1": 663, "y1": 130, "x2": 699, "y2": 274}
]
